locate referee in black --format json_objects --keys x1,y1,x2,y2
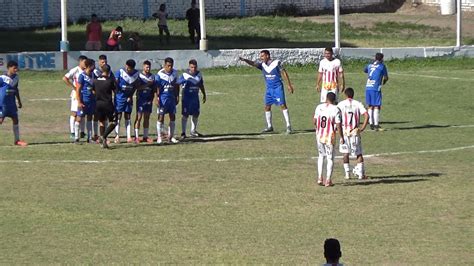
[{"x1": 94, "y1": 64, "x2": 118, "y2": 148}]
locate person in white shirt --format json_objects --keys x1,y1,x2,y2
[{"x1": 316, "y1": 47, "x2": 345, "y2": 103}]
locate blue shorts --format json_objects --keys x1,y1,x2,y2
[
  {"x1": 77, "y1": 101, "x2": 96, "y2": 116},
  {"x1": 366, "y1": 90, "x2": 382, "y2": 106},
  {"x1": 264, "y1": 86, "x2": 286, "y2": 106},
  {"x1": 115, "y1": 98, "x2": 133, "y2": 114},
  {"x1": 182, "y1": 98, "x2": 200, "y2": 116},
  {"x1": 0, "y1": 105, "x2": 18, "y2": 119},
  {"x1": 158, "y1": 97, "x2": 176, "y2": 115},
  {"x1": 136, "y1": 101, "x2": 153, "y2": 113}
]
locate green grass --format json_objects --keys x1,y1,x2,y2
[
  {"x1": 0, "y1": 16, "x2": 469, "y2": 52},
  {"x1": 0, "y1": 58, "x2": 473, "y2": 263}
]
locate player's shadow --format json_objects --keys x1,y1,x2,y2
[
  {"x1": 380, "y1": 121, "x2": 411, "y2": 125},
  {"x1": 182, "y1": 136, "x2": 262, "y2": 143},
  {"x1": 27, "y1": 141, "x2": 75, "y2": 146},
  {"x1": 340, "y1": 172, "x2": 442, "y2": 186},
  {"x1": 391, "y1": 124, "x2": 452, "y2": 131}
]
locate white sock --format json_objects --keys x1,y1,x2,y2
[
  {"x1": 282, "y1": 109, "x2": 291, "y2": 127},
  {"x1": 74, "y1": 121, "x2": 80, "y2": 140},
  {"x1": 344, "y1": 163, "x2": 350, "y2": 177},
  {"x1": 181, "y1": 116, "x2": 188, "y2": 134},
  {"x1": 191, "y1": 116, "x2": 198, "y2": 132},
  {"x1": 80, "y1": 119, "x2": 85, "y2": 133},
  {"x1": 93, "y1": 120, "x2": 98, "y2": 136},
  {"x1": 169, "y1": 121, "x2": 175, "y2": 139},
  {"x1": 357, "y1": 162, "x2": 365, "y2": 177},
  {"x1": 13, "y1": 124, "x2": 20, "y2": 142},
  {"x1": 265, "y1": 111, "x2": 272, "y2": 128},
  {"x1": 326, "y1": 156, "x2": 334, "y2": 180},
  {"x1": 374, "y1": 109, "x2": 380, "y2": 126},
  {"x1": 317, "y1": 156, "x2": 324, "y2": 179},
  {"x1": 157, "y1": 121, "x2": 162, "y2": 141},
  {"x1": 69, "y1": 116, "x2": 75, "y2": 134},
  {"x1": 135, "y1": 128, "x2": 139, "y2": 139},
  {"x1": 115, "y1": 119, "x2": 121, "y2": 136},
  {"x1": 86, "y1": 120, "x2": 92, "y2": 140},
  {"x1": 369, "y1": 109, "x2": 374, "y2": 125},
  {"x1": 125, "y1": 120, "x2": 131, "y2": 139},
  {"x1": 143, "y1": 128, "x2": 149, "y2": 138}
]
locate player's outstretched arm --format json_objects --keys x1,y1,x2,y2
[
  {"x1": 281, "y1": 69, "x2": 294, "y2": 94},
  {"x1": 239, "y1": 57, "x2": 258, "y2": 68}
]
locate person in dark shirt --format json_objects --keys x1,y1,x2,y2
[
  {"x1": 94, "y1": 64, "x2": 117, "y2": 148},
  {"x1": 185, "y1": 0, "x2": 200, "y2": 44}
]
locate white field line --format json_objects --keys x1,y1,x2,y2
[
  {"x1": 389, "y1": 72, "x2": 474, "y2": 81},
  {"x1": 0, "y1": 145, "x2": 473, "y2": 164}
]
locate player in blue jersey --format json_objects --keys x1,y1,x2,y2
[
  {"x1": 364, "y1": 52, "x2": 389, "y2": 131},
  {"x1": 114, "y1": 59, "x2": 140, "y2": 143},
  {"x1": 74, "y1": 59, "x2": 96, "y2": 143},
  {"x1": 155, "y1": 57, "x2": 180, "y2": 144},
  {"x1": 133, "y1": 60, "x2": 156, "y2": 144},
  {"x1": 0, "y1": 61, "x2": 27, "y2": 146},
  {"x1": 239, "y1": 50, "x2": 295, "y2": 134},
  {"x1": 178, "y1": 59, "x2": 206, "y2": 139}
]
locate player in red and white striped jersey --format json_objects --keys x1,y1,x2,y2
[
  {"x1": 313, "y1": 92, "x2": 344, "y2": 187},
  {"x1": 337, "y1": 88, "x2": 369, "y2": 179},
  {"x1": 316, "y1": 47, "x2": 345, "y2": 103}
]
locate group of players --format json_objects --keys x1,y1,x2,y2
[
  {"x1": 62, "y1": 54, "x2": 206, "y2": 148},
  {"x1": 241, "y1": 48, "x2": 388, "y2": 187}
]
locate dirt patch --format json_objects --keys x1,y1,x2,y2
[{"x1": 291, "y1": 3, "x2": 474, "y2": 36}]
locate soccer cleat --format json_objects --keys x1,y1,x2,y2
[
  {"x1": 190, "y1": 131, "x2": 203, "y2": 137},
  {"x1": 127, "y1": 138, "x2": 134, "y2": 143},
  {"x1": 169, "y1": 137, "x2": 179, "y2": 144},
  {"x1": 73, "y1": 139, "x2": 80, "y2": 144},
  {"x1": 285, "y1": 126, "x2": 293, "y2": 135},
  {"x1": 180, "y1": 133, "x2": 187, "y2": 140},
  {"x1": 101, "y1": 139, "x2": 109, "y2": 149},
  {"x1": 14, "y1": 140, "x2": 28, "y2": 147},
  {"x1": 317, "y1": 177, "x2": 324, "y2": 186},
  {"x1": 114, "y1": 136, "x2": 120, "y2": 144},
  {"x1": 134, "y1": 138, "x2": 140, "y2": 144},
  {"x1": 358, "y1": 175, "x2": 368, "y2": 180},
  {"x1": 375, "y1": 125, "x2": 384, "y2": 132},
  {"x1": 143, "y1": 137, "x2": 153, "y2": 143},
  {"x1": 69, "y1": 133, "x2": 75, "y2": 139},
  {"x1": 261, "y1": 127, "x2": 274, "y2": 133},
  {"x1": 370, "y1": 124, "x2": 375, "y2": 130},
  {"x1": 80, "y1": 132, "x2": 86, "y2": 138},
  {"x1": 157, "y1": 138, "x2": 163, "y2": 144},
  {"x1": 325, "y1": 179, "x2": 334, "y2": 187},
  {"x1": 344, "y1": 175, "x2": 351, "y2": 180}
]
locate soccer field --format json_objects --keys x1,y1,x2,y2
[{"x1": 0, "y1": 59, "x2": 473, "y2": 264}]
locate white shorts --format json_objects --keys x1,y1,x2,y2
[
  {"x1": 317, "y1": 140, "x2": 335, "y2": 158},
  {"x1": 70, "y1": 89, "x2": 78, "y2": 112},
  {"x1": 339, "y1": 135, "x2": 363, "y2": 156},
  {"x1": 320, "y1": 89, "x2": 338, "y2": 103}
]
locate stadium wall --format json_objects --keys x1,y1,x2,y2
[
  {"x1": 0, "y1": 0, "x2": 386, "y2": 29},
  {"x1": 1, "y1": 46, "x2": 474, "y2": 72},
  {"x1": 420, "y1": 0, "x2": 474, "y2": 11}
]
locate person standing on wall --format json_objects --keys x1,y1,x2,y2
[{"x1": 85, "y1": 14, "x2": 102, "y2": 51}]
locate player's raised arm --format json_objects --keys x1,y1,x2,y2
[
  {"x1": 281, "y1": 69, "x2": 294, "y2": 94},
  {"x1": 239, "y1": 57, "x2": 259, "y2": 68}
]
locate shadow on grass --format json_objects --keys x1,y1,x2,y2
[
  {"x1": 371, "y1": 172, "x2": 442, "y2": 179},
  {"x1": 381, "y1": 121, "x2": 412, "y2": 125},
  {"x1": 106, "y1": 136, "x2": 262, "y2": 149},
  {"x1": 28, "y1": 141, "x2": 75, "y2": 146},
  {"x1": 340, "y1": 172, "x2": 442, "y2": 186},
  {"x1": 391, "y1": 124, "x2": 452, "y2": 131}
]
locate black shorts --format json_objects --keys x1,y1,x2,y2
[{"x1": 95, "y1": 101, "x2": 116, "y2": 122}]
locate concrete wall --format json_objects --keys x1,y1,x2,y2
[
  {"x1": 419, "y1": 0, "x2": 474, "y2": 11},
  {"x1": 1, "y1": 46, "x2": 473, "y2": 72},
  {"x1": 0, "y1": 0, "x2": 385, "y2": 29}
]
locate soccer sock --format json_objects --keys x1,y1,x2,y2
[
  {"x1": 326, "y1": 157, "x2": 334, "y2": 181},
  {"x1": 356, "y1": 162, "x2": 365, "y2": 177},
  {"x1": 317, "y1": 156, "x2": 324, "y2": 179},
  {"x1": 191, "y1": 116, "x2": 199, "y2": 132},
  {"x1": 157, "y1": 121, "x2": 162, "y2": 141},
  {"x1": 135, "y1": 128, "x2": 139, "y2": 139},
  {"x1": 265, "y1": 111, "x2": 272, "y2": 128},
  {"x1": 282, "y1": 109, "x2": 291, "y2": 127},
  {"x1": 115, "y1": 119, "x2": 121, "y2": 137},
  {"x1": 69, "y1": 116, "x2": 75, "y2": 134},
  {"x1": 13, "y1": 124, "x2": 20, "y2": 142},
  {"x1": 169, "y1": 121, "x2": 176, "y2": 139},
  {"x1": 369, "y1": 109, "x2": 374, "y2": 125},
  {"x1": 374, "y1": 109, "x2": 380, "y2": 126},
  {"x1": 104, "y1": 122, "x2": 116, "y2": 138},
  {"x1": 74, "y1": 121, "x2": 80, "y2": 140},
  {"x1": 93, "y1": 120, "x2": 98, "y2": 137},
  {"x1": 143, "y1": 128, "x2": 149, "y2": 139},
  {"x1": 80, "y1": 119, "x2": 85, "y2": 133},
  {"x1": 344, "y1": 163, "x2": 350, "y2": 177},
  {"x1": 125, "y1": 120, "x2": 131, "y2": 139},
  {"x1": 86, "y1": 120, "x2": 92, "y2": 140},
  {"x1": 181, "y1": 117, "x2": 188, "y2": 134}
]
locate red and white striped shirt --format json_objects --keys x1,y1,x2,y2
[
  {"x1": 337, "y1": 98, "x2": 367, "y2": 136},
  {"x1": 314, "y1": 103, "x2": 341, "y2": 145},
  {"x1": 318, "y1": 58, "x2": 343, "y2": 91}
]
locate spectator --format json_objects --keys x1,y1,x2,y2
[
  {"x1": 323, "y1": 238, "x2": 343, "y2": 266},
  {"x1": 185, "y1": 0, "x2": 200, "y2": 44},
  {"x1": 106, "y1": 26, "x2": 123, "y2": 51},
  {"x1": 153, "y1": 3, "x2": 170, "y2": 44},
  {"x1": 128, "y1": 32, "x2": 143, "y2": 51},
  {"x1": 85, "y1": 14, "x2": 102, "y2": 51}
]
